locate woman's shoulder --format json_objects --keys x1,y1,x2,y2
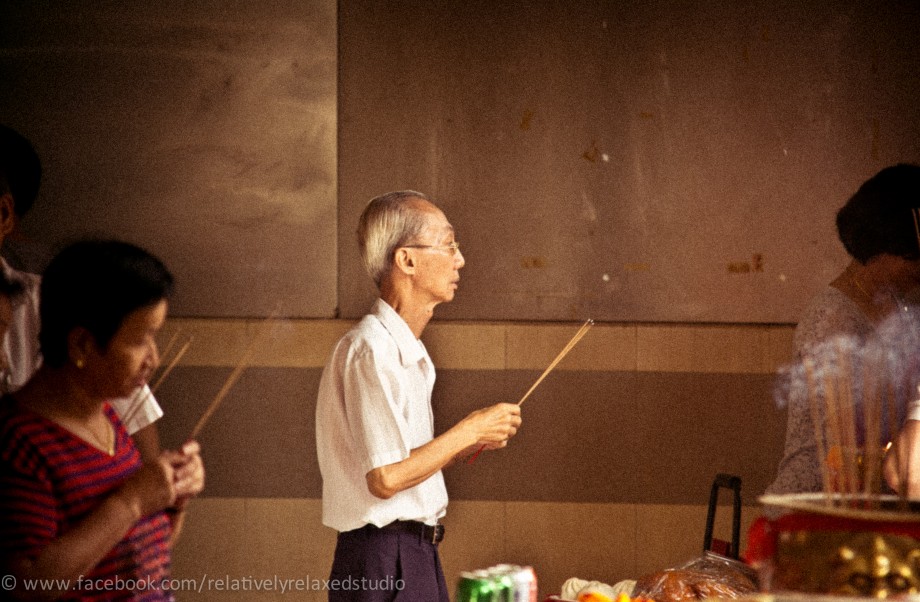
[
  {"x1": 0, "y1": 400, "x2": 51, "y2": 473},
  {"x1": 0, "y1": 397, "x2": 42, "y2": 438},
  {"x1": 794, "y1": 286, "x2": 871, "y2": 353}
]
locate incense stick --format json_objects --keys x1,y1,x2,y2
[
  {"x1": 517, "y1": 319, "x2": 593, "y2": 407},
  {"x1": 466, "y1": 319, "x2": 594, "y2": 464},
  {"x1": 837, "y1": 347, "x2": 859, "y2": 496},
  {"x1": 119, "y1": 334, "x2": 193, "y2": 429},
  {"x1": 804, "y1": 358, "x2": 832, "y2": 502},
  {"x1": 862, "y1": 360, "x2": 882, "y2": 501},
  {"x1": 158, "y1": 330, "x2": 181, "y2": 368},
  {"x1": 822, "y1": 370, "x2": 844, "y2": 496},
  {"x1": 801, "y1": 320, "x2": 920, "y2": 504},
  {"x1": 151, "y1": 338, "x2": 193, "y2": 393},
  {"x1": 188, "y1": 314, "x2": 277, "y2": 440},
  {"x1": 886, "y1": 382, "x2": 909, "y2": 505}
]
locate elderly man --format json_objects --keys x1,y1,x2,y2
[{"x1": 316, "y1": 190, "x2": 522, "y2": 601}]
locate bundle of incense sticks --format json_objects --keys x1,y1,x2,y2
[
  {"x1": 516, "y1": 319, "x2": 594, "y2": 407},
  {"x1": 119, "y1": 330, "x2": 193, "y2": 428},
  {"x1": 189, "y1": 311, "x2": 280, "y2": 440},
  {"x1": 800, "y1": 332, "x2": 914, "y2": 505},
  {"x1": 466, "y1": 319, "x2": 594, "y2": 464}
]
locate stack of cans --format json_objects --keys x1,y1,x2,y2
[{"x1": 456, "y1": 564, "x2": 537, "y2": 602}]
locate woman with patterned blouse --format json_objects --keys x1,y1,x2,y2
[
  {"x1": 0, "y1": 240, "x2": 205, "y2": 601},
  {"x1": 767, "y1": 164, "x2": 920, "y2": 496}
]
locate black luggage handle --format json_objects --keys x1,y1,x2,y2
[{"x1": 703, "y1": 473, "x2": 742, "y2": 559}]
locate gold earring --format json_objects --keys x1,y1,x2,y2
[{"x1": 75, "y1": 358, "x2": 84, "y2": 369}]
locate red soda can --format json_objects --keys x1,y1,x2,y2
[{"x1": 511, "y1": 565, "x2": 537, "y2": 602}]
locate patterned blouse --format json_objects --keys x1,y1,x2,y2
[
  {"x1": 766, "y1": 286, "x2": 874, "y2": 494},
  {"x1": 0, "y1": 401, "x2": 174, "y2": 600}
]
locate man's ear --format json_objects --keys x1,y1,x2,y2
[
  {"x1": 393, "y1": 247, "x2": 416, "y2": 275},
  {"x1": 0, "y1": 193, "x2": 16, "y2": 239}
]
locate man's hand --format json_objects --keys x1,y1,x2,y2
[{"x1": 462, "y1": 402, "x2": 522, "y2": 448}]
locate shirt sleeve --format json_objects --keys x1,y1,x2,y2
[
  {"x1": 908, "y1": 396, "x2": 920, "y2": 422},
  {"x1": 6, "y1": 269, "x2": 43, "y2": 390},
  {"x1": 794, "y1": 289, "x2": 871, "y2": 358},
  {"x1": 108, "y1": 385, "x2": 163, "y2": 435},
  {"x1": 342, "y1": 345, "x2": 411, "y2": 474}
]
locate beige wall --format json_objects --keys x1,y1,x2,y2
[{"x1": 158, "y1": 318, "x2": 794, "y2": 600}]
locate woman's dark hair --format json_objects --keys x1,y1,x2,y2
[
  {"x1": 39, "y1": 239, "x2": 174, "y2": 368},
  {"x1": 836, "y1": 163, "x2": 920, "y2": 263}
]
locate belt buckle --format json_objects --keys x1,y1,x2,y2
[{"x1": 430, "y1": 524, "x2": 444, "y2": 544}]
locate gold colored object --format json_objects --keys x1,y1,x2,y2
[
  {"x1": 773, "y1": 529, "x2": 920, "y2": 597},
  {"x1": 760, "y1": 494, "x2": 920, "y2": 599}
]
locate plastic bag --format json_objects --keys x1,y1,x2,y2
[{"x1": 632, "y1": 552, "x2": 758, "y2": 602}]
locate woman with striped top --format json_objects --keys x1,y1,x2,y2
[{"x1": 0, "y1": 239, "x2": 205, "y2": 601}]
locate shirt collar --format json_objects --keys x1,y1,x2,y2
[{"x1": 372, "y1": 298, "x2": 427, "y2": 367}]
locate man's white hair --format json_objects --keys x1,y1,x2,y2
[{"x1": 357, "y1": 190, "x2": 431, "y2": 287}]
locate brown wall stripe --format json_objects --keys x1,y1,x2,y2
[{"x1": 156, "y1": 366, "x2": 786, "y2": 505}]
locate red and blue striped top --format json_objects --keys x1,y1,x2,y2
[{"x1": 0, "y1": 400, "x2": 173, "y2": 601}]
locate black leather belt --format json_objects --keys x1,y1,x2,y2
[{"x1": 379, "y1": 520, "x2": 445, "y2": 544}]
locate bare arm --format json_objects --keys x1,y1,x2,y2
[
  {"x1": 366, "y1": 403, "x2": 521, "y2": 499},
  {"x1": 131, "y1": 423, "x2": 161, "y2": 463}
]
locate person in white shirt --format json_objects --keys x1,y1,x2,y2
[
  {"x1": 0, "y1": 124, "x2": 164, "y2": 460},
  {"x1": 316, "y1": 190, "x2": 522, "y2": 601}
]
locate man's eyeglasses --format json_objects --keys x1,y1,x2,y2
[{"x1": 402, "y1": 242, "x2": 461, "y2": 256}]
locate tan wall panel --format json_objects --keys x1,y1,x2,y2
[
  {"x1": 637, "y1": 324, "x2": 795, "y2": 374},
  {"x1": 159, "y1": 319, "x2": 352, "y2": 368},
  {"x1": 244, "y1": 499, "x2": 337, "y2": 582},
  {"x1": 500, "y1": 501, "x2": 638, "y2": 599},
  {"x1": 767, "y1": 328, "x2": 797, "y2": 368},
  {"x1": 173, "y1": 498, "x2": 337, "y2": 601},
  {"x1": 157, "y1": 367, "x2": 321, "y2": 498},
  {"x1": 439, "y1": 501, "x2": 508, "y2": 596},
  {"x1": 172, "y1": 498, "x2": 251, "y2": 601},
  {"x1": 633, "y1": 504, "x2": 761, "y2": 578},
  {"x1": 628, "y1": 372, "x2": 784, "y2": 502},
  {"x1": 506, "y1": 323, "x2": 637, "y2": 372},
  {"x1": 425, "y1": 323, "x2": 507, "y2": 370},
  {"x1": 161, "y1": 318, "x2": 795, "y2": 372},
  {"x1": 439, "y1": 370, "x2": 783, "y2": 504}
]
